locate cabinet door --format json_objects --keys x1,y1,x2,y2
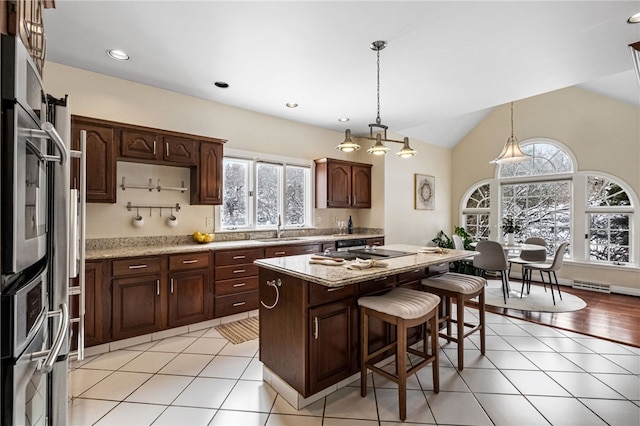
[
  {"x1": 71, "y1": 117, "x2": 118, "y2": 203},
  {"x1": 308, "y1": 299, "x2": 355, "y2": 394},
  {"x1": 191, "y1": 142, "x2": 223, "y2": 205},
  {"x1": 326, "y1": 162, "x2": 352, "y2": 208},
  {"x1": 168, "y1": 270, "x2": 211, "y2": 327},
  {"x1": 121, "y1": 129, "x2": 160, "y2": 161},
  {"x1": 351, "y1": 164, "x2": 372, "y2": 208},
  {"x1": 163, "y1": 135, "x2": 197, "y2": 165},
  {"x1": 83, "y1": 261, "x2": 108, "y2": 347},
  {"x1": 112, "y1": 275, "x2": 162, "y2": 340}
]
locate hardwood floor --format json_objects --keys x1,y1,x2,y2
[{"x1": 477, "y1": 282, "x2": 640, "y2": 348}]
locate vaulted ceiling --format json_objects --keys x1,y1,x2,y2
[{"x1": 44, "y1": 1, "x2": 640, "y2": 148}]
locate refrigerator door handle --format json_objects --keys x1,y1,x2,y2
[{"x1": 30, "y1": 303, "x2": 69, "y2": 373}]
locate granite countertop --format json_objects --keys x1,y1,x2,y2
[
  {"x1": 85, "y1": 233, "x2": 384, "y2": 260},
  {"x1": 254, "y1": 244, "x2": 479, "y2": 287}
]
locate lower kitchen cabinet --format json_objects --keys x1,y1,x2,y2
[
  {"x1": 308, "y1": 298, "x2": 356, "y2": 394},
  {"x1": 112, "y1": 274, "x2": 162, "y2": 340},
  {"x1": 168, "y1": 269, "x2": 211, "y2": 328},
  {"x1": 70, "y1": 260, "x2": 109, "y2": 350},
  {"x1": 214, "y1": 247, "x2": 263, "y2": 318}
]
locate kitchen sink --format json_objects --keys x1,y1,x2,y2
[{"x1": 255, "y1": 237, "x2": 303, "y2": 242}]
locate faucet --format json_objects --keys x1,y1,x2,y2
[{"x1": 276, "y1": 214, "x2": 283, "y2": 239}]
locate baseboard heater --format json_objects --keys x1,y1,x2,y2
[{"x1": 572, "y1": 280, "x2": 611, "y2": 294}]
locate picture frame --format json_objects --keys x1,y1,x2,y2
[{"x1": 415, "y1": 174, "x2": 435, "y2": 210}]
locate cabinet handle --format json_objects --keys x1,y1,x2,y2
[
  {"x1": 128, "y1": 264, "x2": 148, "y2": 269},
  {"x1": 233, "y1": 269, "x2": 246, "y2": 274},
  {"x1": 153, "y1": 140, "x2": 157, "y2": 154},
  {"x1": 156, "y1": 280, "x2": 160, "y2": 296},
  {"x1": 353, "y1": 195, "x2": 356, "y2": 205},
  {"x1": 374, "y1": 276, "x2": 388, "y2": 282},
  {"x1": 275, "y1": 251, "x2": 286, "y2": 256},
  {"x1": 217, "y1": 188, "x2": 221, "y2": 199},
  {"x1": 232, "y1": 302, "x2": 246, "y2": 307},
  {"x1": 233, "y1": 283, "x2": 246, "y2": 288},
  {"x1": 313, "y1": 317, "x2": 319, "y2": 339},
  {"x1": 182, "y1": 259, "x2": 198, "y2": 264},
  {"x1": 304, "y1": 249, "x2": 314, "y2": 253},
  {"x1": 232, "y1": 255, "x2": 246, "y2": 260},
  {"x1": 327, "y1": 286, "x2": 345, "y2": 292},
  {"x1": 349, "y1": 195, "x2": 352, "y2": 205},
  {"x1": 170, "y1": 278, "x2": 174, "y2": 293},
  {"x1": 165, "y1": 142, "x2": 169, "y2": 155}
]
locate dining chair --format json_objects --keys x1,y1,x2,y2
[
  {"x1": 522, "y1": 242, "x2": 570, "y2": 305},
  {"x1": 473, "y1": 240, "x2": 510, "y2": 303},
  {"x1": 508, "y1": 236, "x2": 547, "y2": 294},
  {"x1": 453, "y1": 235, "x2": 475, "y2": 275}
]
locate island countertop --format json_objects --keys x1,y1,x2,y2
[{"x1": 254, "y1": 244, "x2": 478, "y2": 287}]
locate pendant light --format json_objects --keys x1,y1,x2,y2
[
  {"x1": 335, "y1": 129, "x2": 361, "y2": 152},
  {"x1": 490, "y1": 102, "x2": 530, "y2": 164},
  {"x1": 337, "y1": 40, "x2": 417, "y2": 158}
]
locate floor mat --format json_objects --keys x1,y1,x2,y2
[{"x1": 215, "y1": 316, "x2": 259, "y2": 344}]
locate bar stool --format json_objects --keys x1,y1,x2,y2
[
  {"x1": 358, "y1": 287, "x2": 440, "y2": 421},
  {"x1": 421, "y1": 273, "x2": 486, "y2": 370}
]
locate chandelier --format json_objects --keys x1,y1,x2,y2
[
  {"x1": 490, "y1": 102, "x2": 530, "y2": 164},
  {"x1": 336, "y1": 40, "x2": 417, "y2": 158}
]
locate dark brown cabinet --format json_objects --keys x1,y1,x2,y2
[
  {"x1": 120, "y1": 131, "x2": 198, "y2": 166},
  {"x1": 120, "y1": 129, "x2": 160, "y2": 161},
  {"x1": 71, "y1": 116, "x2": 118, "y2": 203},
  {"x1": 315, "y1": 158, "x2": 372, "y2": 209},
  {"x1": 308, "y1": 299, "x2": 356, "y2": 394},
  {"x1": 163, "y1": 136, "x2": 197, "y2": 165},
  {"x1": 214, "y1": 248, "x2": 263, "y2": 318},
  {"x1": 192, "y1": 142, "x2": 223, "y2": 205},
  {"x1": 264, "y1": 243, "x2": 321, "y2": 258},
  {"x1": 70, "y1": 260, "x2": 109, "y2": 350},
  {"x1": 112, "y1": 274, "x2": 162, "y2": 340},
  {"x1": 168, "y1": 252, "x2": 213, "y2": 327}
]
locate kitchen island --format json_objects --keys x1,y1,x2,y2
[{"x1": 255, "y1": 244, "x2": 476, "y2": 409}]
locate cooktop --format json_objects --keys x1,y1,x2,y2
[{"x1": 319, "y1": 248, "x2": 414, "y2": 261}]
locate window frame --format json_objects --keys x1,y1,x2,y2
[{"x1": 217, "y1": 148, "x2": 314, "y2": 232}]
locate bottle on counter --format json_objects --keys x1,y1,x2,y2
[{"x1": 347, "y1": 215, "x2": 353, "y2": 234}]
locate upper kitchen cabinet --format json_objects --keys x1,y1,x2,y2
[
  {"x1": 120, "y1": 130, "x2": 198, "y2": 166},
  {"x1": 120, "y1": 129, "x2": 161, "y2": 162},
  {"x1": 162, "y1": 135, "x2": 198, "y2": 165},
  {"x1": 71, "y1": 116, "x2": 118, "y2": 203},
  {"x1": 4, "y1": 0, "x2": 55, "y2": 75},
  {"x1": 315, "y1": 158, "x2": 372, "y2": 209},
  {"x1": 191, "y1": 142, "x2": 223, "y2": 205}
]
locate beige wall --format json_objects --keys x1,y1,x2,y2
[
  {"x1": 44, "y1": 62, "x2": 451, "y2": 241},
  {"x1": 452, "y1": 87, "x2": 640, "y2": 294}
]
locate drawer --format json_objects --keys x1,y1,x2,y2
[
  {"x1": 169, "y1": 252, "x2": 210, "y2": 271},
  {"x1": 215, "y1": 291, "x2": 259, "y2": 317},
  {"x1": 398, "y1": 267, "x2": 427, "y2": 283},
  {"x1": 366, "y1": 238, "x2": 385, "y2": 247},
  {"x1": 215, "y1": 248, "x2": 263, "y2": 266},
  {"x1": 215, "y1": 276, "x2": 259, "y2": 296},
  {"x1": 112, "y1": 257, "x2": 162, "y2": 277},
  {"x1": 215, "y1": 263, "x2": 259, "y2": 281},
  {"x1": 265, "y1": 243, "x2": 321, "y2": 258},
  {"x1": 308, "y1": 283, "x2": 356, "y2": 307},
  {"x1": 358, "y1": 275, "x2": 397, "y2": 296}
]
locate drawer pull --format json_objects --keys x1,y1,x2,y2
[
  {"x1": 374, "y1": 276, "x2": 389, "y2": 282},
  {"x1": 232, "y1": 255, "x2": 246, "y2": 260},
  {"x1": 327, "y1": 286, "x2": 345, "y2": 292},
  {"x1": 182, "y1": 259, "x2": 198, "y2": 264},
  {"x1": 170, "y1": 278, "x2": 174, "y2": 293},
  {"x1": 233, "y1": 283, "x2": 246, "y2": 288},
  {"x1": 412, "y1": 269, "x2": 421, "y2": 273},
  {"x1": 275, "y1": 251, "x2": 286, "y2": 255},
  {"x1": 232, "y1": 302, "x2": 246, "y2": 307},
  {"x1": 233, "y1": 269, "x2": 246, "y2": 274},
  {"x1": 313, "y1": 317, "x2": 319, "y2": 339},
  {"x1": 128, "y1": 264, "x2": 148, "y2": 269}
]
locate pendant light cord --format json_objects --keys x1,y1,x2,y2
[
  {"x1": 510, "y1": 102, "x2": 514, "y2": 138},
  {"x1": 376, "y1": 47, "x2": 381, "y2": 125}
]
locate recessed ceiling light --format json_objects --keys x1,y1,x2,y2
[
  {"x1": 628, "y1": 12, "x2": 640, "y2": 23},
  {"x1": 214, "y1": 81, "x2": 229, "y2": 88},
  {"x1": 286, "y1": 102, "x2": 299, "y2": 108},
  {"x1": 338, "y1": 117, "x2": 350, "y2": 122},
  {"x1": 106, "y1": 49, "x2": 129, "y2": 61}
]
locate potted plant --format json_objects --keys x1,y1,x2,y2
[{"x1": 501, "y1": 216, "x2": 521, "y2": 245}]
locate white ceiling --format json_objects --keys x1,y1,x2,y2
[{"x1": 43, "y1": 1, "x2": 640, "y2": 149}]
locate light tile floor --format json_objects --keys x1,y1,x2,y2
[{"x1": 69, "y1": 308, "x2": 640, "y2": 425}]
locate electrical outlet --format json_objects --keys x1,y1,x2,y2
[{"x1": 206, "y1": 217, "x2": 213, "y2": 228}]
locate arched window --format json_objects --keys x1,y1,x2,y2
[{"x1": 460, "y1": 139, "x2": 637, "y2": 266}]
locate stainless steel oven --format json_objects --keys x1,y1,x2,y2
[
  {"x1": 1, "y1": 36, "x2": 66, "y2": 276},
  {"x1": 1, "y1": 263, "x2": 68, "y2": 426}
]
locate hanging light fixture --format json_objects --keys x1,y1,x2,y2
[
  {"x1": 337, "y1": 40, "x2": 417, "y2": 158},
  {"x1": 490, "y1": 102, "x2": 530, "y2": 164}
]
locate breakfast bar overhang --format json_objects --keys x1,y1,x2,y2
[{"x1": 254, "y1": 244, "x2": 477, "y2": 409}]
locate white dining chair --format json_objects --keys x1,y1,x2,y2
[
  {"x1": 473, "y1": 241, "x2": 510, "y2": 303},
  {"x1": 522, "y1": 242, "x2": 570, "y2": 305},
  {"x1": 508, "y1": 236, "x2": 547, "y2": 294}
]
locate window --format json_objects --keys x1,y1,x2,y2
[
  {"x1": 460, "y1": 139, "x2": 638, "y2": 266},
  {"x1": 587, "y1": 176, "x2": 632, "y2": 264},
  {"x1": 221, "y1": 155, "x2": 312, "y2": 230}
]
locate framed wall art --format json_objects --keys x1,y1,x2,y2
[{"x1": 415, "y1": 174, "x2": 435, "y2": 210}]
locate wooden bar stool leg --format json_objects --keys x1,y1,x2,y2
[
  {"x1": 456, "y1": 294, "x2": 465, "y2": 370},
  {"x1": 445, "y1": 296, "x2": 452, "y2": 337},
  {"x1": 397, "y1": 319, "x2": 408, "y2": 421},
  {"x1": 479, "y1": 290, "x2": 486, "y2": 355},
  {"x1": 431, "y1": 313, "x2": 440, "y2": 393},
  {"x1": 360, "y1": 308, "x2": 368, "y2": 397}
]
